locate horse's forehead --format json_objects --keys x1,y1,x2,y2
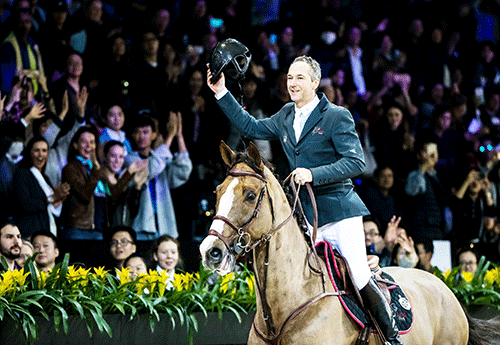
[{"x1": 217, "y1": 164, "x2": 264, "y2": 196}]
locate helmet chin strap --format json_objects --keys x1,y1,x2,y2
[{"x1": 237, "y1": 77, "x2": 245, "y2": 107}]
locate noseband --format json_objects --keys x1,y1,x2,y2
[{"x1": 208, "y1": 167, "x2": 273, "y2": 260}]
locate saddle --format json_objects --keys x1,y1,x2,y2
[{"x1": 315, "y1": 241, "x2": 414, "y2": 342}]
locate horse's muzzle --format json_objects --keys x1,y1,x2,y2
[
  {"x1": 207, "y1": 247, "x2": 223, "y2": 264},
  {"x1": 199, "y1": 235, "x2": 235, "y2": 275}
]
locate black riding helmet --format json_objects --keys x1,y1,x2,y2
[{"x1": 209, "y1": 38, "x2": 252, "y2": 84}]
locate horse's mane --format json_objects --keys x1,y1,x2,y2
[{"x1": 231, "y1": 150, "x2": 311, "y2": 246}]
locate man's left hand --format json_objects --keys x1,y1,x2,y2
[{"x1": 292, "y1": 168, "x2": 312, "y2": 185}]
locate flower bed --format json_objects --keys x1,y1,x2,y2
[
  {"x1": 0, "y1": 254, "x2": 256, "y2": 344},
  {"x1": 434, "y1": 256, "x2": 500, "y2": 315},
  {"x1": 1, "y1": 254, "x2": 499, "y2": 344}
]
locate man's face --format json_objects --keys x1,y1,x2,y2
[
  {"x1": 0, "y1": 225, "x2": 22, "y2": 260},
  {"x1": 142, "y1": 32, "x2": 159, "y2": 56},
  {"x1": 132, "y1": 126, "x2": 154, "y2": 151},
  {"x1": 16, "y1": 0, "x2": 32, "y2": 32},
  {"x1": 287, "y1": 61, "x2": 319, "y2": 108},
  {"x1": 67, "y1": 54, "x2": 83, "y2": 78},
  {"x1": 416, "y1": 244, "x2": 432, "y2": 265},
  {"x1": 33, "y1": 235, "x2": 59, "y2": 269},
  {"x1": 363, "y1": 221, "x2": 380, "y2": 247}
]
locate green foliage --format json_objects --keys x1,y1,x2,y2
[
  {"x1": 0, "y1": 254, "x2": 256, "y2": 343},
  {"x1": 434, "y1": 256, "x2": 500, "y2": 311}
]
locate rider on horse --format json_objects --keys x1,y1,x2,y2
[{"x1": 207, "y1": 46, "x2": 403, "y2": 345}]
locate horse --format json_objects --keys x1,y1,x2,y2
[{"x1": 199, "y1": 141, "x2": 495, "y2": 345}]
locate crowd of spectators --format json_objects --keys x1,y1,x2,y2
[{"x1": 0, "y1": 0, "x2": 500, "y2": 272}]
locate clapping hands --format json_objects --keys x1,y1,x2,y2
[{"x1": 52, "y1": 182, "x2": 71, "y2": 207}]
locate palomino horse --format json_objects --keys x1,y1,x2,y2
[{"x1": 200, "y1": 142, "x2": 487, "y2": 345}]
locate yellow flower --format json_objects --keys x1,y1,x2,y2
[
  {"x1": 92, "y1": 266, "x2": 108, "y2": 279},
  {"x1": 0, "y1": 269, "x2": 29, "y2": 297},
  {"x1": 484, "y1": 268, "x2": 499, "y2": 286},
  {"x1": 38, "y1": 270, "x2": 48, "y2": 288},
  {"x1": 220, "y1": 272, "x2": 235, "y2": 295},
  {"x1": 0, "y1": 281, "x2": 10, "y2": 297},
  {"x1": 135, "y1": 275, "x2": 148, "y2": 295},
  {"x1": 116, "y1": 267, "x2": 131, "y2": 285},
  {"x1": 246, "y1": 275, "x2": 255, "y2": 295},
  {"x1": 66, "y1": 266, "x2": 90, "y2": 288},
  {"x1": 443, "y1": 269, "x2": 451, "y2": 280},
  {"x1": 462, "y1": 271, "x2": 474, "y2": 283},
  {"x1": 173, "y1": 272, "x2": 193, "y2": 291}
]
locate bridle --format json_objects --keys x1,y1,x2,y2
[
  {"x1": 207, "y1": 167, "x2": 272, "y2": 259},
  {"x1": 207, "y1": 165, "x2": 342, "y2": 345}
]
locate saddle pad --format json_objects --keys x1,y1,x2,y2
[{"x1": 315, "y1": 241, "x2": 413, "y2": 334}]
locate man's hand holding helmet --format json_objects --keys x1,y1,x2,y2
[{"x1": 207, "y1": 65, "x2": 226, "y2": 95}]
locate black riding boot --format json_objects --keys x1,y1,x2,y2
[{"x1": 360, "y1": 278, "x2": 404, "y2": 345}]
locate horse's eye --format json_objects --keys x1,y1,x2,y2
[{"x1": 245, "y1": 191, "x2": 257, "y2": 202}]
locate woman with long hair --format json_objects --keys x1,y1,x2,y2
[{"x1": 11, "y1": 136, "x2": 70, "y2": 238}]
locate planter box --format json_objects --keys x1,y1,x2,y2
[
  {"x1": 467, "y1": 305, "x2": 500, "y2": 320},
  {"x1": 0, "y1": 311, "x2": 255, "y2": 345}
]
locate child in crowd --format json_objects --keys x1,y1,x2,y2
[
  {"x1": 124, "y1": 255, "x2": 149, "y2": 280},
  {"x1": 150, "y1": 234, "x2": 182, "y2": 277}
]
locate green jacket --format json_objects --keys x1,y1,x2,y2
[{"x1": 216, "y1": 92, "x2": 370, "y2": 226}]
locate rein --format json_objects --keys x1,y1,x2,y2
[{"x1": 208, "y1": 166, "x2": 342, "y2": 345}]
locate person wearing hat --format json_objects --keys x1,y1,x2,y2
[{"x1": 207, "y1": 48, "x2": 403, "y2": 344}]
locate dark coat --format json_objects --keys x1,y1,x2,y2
[
  {"x1": 216, "y1": 92, "x2": 369, "y2": 226},
  {"x1": 11, "y1": 167, "x2": 51, "y2": 237}
]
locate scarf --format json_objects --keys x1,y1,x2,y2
[{"x1": 30, "y1": 167, "x2": 62, "y2": 235}]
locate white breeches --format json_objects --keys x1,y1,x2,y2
[{"x1": 311, "y1": 216, "x2": 371, "y2": 289}]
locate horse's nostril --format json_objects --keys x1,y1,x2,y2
[{"x1": 208, "y1": 248, "x2": 223, "y2": 264}]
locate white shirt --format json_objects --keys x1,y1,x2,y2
[{"x1": 293, "y1": 95, "x2": 320, "y2": 142}]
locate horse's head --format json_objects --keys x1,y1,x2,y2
[{"x1": 199, "y1": 141, "x2": 277, "y2": 275}]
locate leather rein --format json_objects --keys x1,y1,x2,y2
[{"x1": 207, "y1": 166, "x2": 342, "y2": 345}]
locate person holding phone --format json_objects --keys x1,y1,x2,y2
[{"x1": 405, "y1": 141, "x2": 448, "y2": 242}]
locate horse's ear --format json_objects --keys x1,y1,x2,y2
[
  {"x1": 247, "y1": 141, "x2": 264, "y2": 170},
  {"x1": 220, "y1": 141, "x2": 236, "y2": 167}
]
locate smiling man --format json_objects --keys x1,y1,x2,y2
[
  {"x1": 0, "y1": 217, "x2": 23, "y2": 271},
  {"x1": 207, "y1": 55, "x2": 403, "y2": 344}
]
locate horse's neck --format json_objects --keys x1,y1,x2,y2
[{"x1": 253, "y1": 211, "x2": 323, "y2": 326}]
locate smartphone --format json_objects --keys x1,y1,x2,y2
[
  {"x1": 210, "y1": 18, "x2": 224, "y2": 29},
  {"x1": 270, "y1": 33, "x2": 277, "y2": 44}
]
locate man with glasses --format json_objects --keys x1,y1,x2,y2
[
  {"x1": 363, "y1": 215, "x2": 392, "y2": 268},
  {"x1": 107, "y1": 226, "x2": 137, "y2": 270},
  {"x1": 457, "y1": 248, "x2": 478, "y2": 274}
]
